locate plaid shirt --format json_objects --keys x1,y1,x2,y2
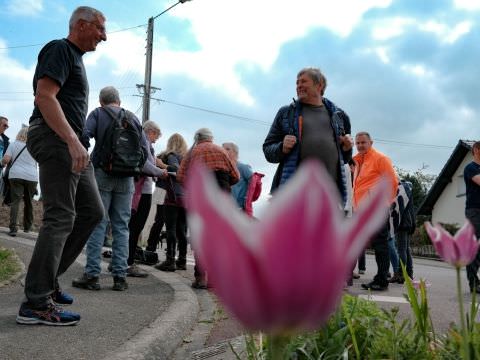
[{"x1": 177, "y1": 140, "x2": 239, "y2": 185}]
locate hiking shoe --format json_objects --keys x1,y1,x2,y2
[
  {"x1": 72, "y1": 274, "x2": 101, "y2": 290},
  {"x1": 126, "y1": 265, "x2": 148, "y2": 278},
  {"x1": 155, "y1": 260, "x2": 176, "y2": 272},
  {"x1": 16, "y1": 302, "x2": 80, "y2": 326},
  {"x1": 361, "y1": 281, "x2": 388, "y2": 291},
  {"x1": 8, "y1": 229, "x2": 17, "y2": 237},
  {"x1": 352, "y1": 272, "x2": 360, "y2": 279},
  {"x1": 388, "y1": 273, "x2": 404, "y2": 284},
  {"x1": 52, "y1": 289, "x2": 74, "y2": 305},
  {"x1": 140, "y1": 250, "x2": 159, "y2": 266},
  {"x1": 112, "y1": 277, "x2": 128, "y2": 291},
  {"x1": 358, "y1": 270, "x2": 365, "y2": 275},
  {"x1": 175, "y1": 259, "x2": 187, "y2": 270},
  {"x1": 191, "y1": 278, "x2": 207, "y2": 290}
]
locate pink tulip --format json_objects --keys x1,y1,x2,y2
[
  {"x1": 425, "y1": 221, "x2": 479, "y2": 268},
  {"x1": 186, "y1": 160, "x2": 390, "y2": 332}
]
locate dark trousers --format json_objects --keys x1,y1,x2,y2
[
  {"x1": 466, "y1": 208, "x2": 480, "y2": 288},
  {"x1": 396, "y1": 231, "x2": 413, "y2": 278},
  {"x1": 164, "y1": 205, "x2": 187, "y2": 260},
  {"x1": 8, "y1": 178, "x2": 38, "y2": 232},
  {"x1": 370, "y1": 222, "x2": 390, "y2": 286},
  {"x1": 146, "y1": 204, "x2": 165, "y2": 251},
  {"x1": 127, "y1": 193, "x2": 152, "y2": 266},
  {"x1": 358, "y1": 250, "x2": 366, "y2": 272},
  {"x1": 24, "y1": 124, "x2": 103, "y2": 307}
]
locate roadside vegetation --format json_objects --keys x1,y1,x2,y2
[{"x1": 0, "y1": 247, "x2": 21, "y2": 283}]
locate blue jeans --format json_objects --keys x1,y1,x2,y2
[
  {"x1": 388, "y1": 236, "x2": 400, "y2": 273},
  {"x1": 85, "y1": 169, "x2": 133, "y2": 278}
]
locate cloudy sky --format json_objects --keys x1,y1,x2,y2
[{"x1": 1, "y1": 0, "x2": 479, "y2": 214}]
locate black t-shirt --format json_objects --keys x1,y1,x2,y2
[
  {"x1": 464, "y1": 161, "x2": 480, "y2": 209},
  {"x1": 30, "y1": 39, "x2": 88, "y2": 135}
]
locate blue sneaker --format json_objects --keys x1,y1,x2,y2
[
  {"x1": 16, "y1": 303, "x2": 80, "y2": 326},
  {"x1": 52, "y1": 289, "x2": 74, "y2": 305}
]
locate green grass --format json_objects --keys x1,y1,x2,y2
[{"x1": 0, "y1": 247, "x2": 21, "y2": 283}]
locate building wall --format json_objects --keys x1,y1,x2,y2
[{"x1": 431, "y1": 153, "x2": 473, "y2": 225}]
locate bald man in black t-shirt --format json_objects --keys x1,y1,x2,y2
[
  {"x1": 464, "y1": 141, "x2": 480, "y2": 294},
  {"x1": 17, "y1": 6, "x2": 107, "y2": 326}
]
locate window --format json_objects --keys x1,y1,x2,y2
[{"x1": 457, "y1": 174, "x2": 466, "y2": 197}]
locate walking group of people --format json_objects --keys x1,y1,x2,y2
[
  {"x1": 9, "y1": 5, "x2": 480, "y2": 328},
  {"x1": 13, "y1": 6, "x2": 259, "y2": 326}
]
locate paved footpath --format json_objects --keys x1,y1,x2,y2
[{"x1": 0, "y1": 229, "x2": 202, "y2": 360}]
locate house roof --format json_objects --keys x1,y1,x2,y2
[{"x1": 417, "y1": 140, "x2": 476, "y2": 216}]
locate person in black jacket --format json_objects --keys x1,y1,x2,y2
[{"x1": 395, "y1": 180, "x2": 416, "y2": 282}]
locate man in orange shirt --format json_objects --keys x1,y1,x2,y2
[{"x1": 353, "y1": 131, "x2": 398, "y2": 290}]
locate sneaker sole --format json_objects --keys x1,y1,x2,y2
[
  {"x1": 72, "y1": 283, "x2": 101, "y2": 291},
  {"x1": 126, "y1": 273, "x2": 148, "y2": 278},
  {"x1": 53, "y1": 301, "x2": 73, "y2": 306},
  {"x1": 112, "y1": 285, "x2": 128, "y2": 291},
  {"x1": 16, "y1": 316, "x2": 79, "y2": 326}
]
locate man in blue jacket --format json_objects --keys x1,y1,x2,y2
[{"x1": 263, "y1": 67, "x2": 353, "y2": 205}]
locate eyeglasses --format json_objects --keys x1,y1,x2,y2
[{"x1": 83, "y1": 20, "x2": 106, "y2": 34}]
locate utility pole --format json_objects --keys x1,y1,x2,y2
[
  {"x1": 142, "y1": 17, "x2": 154, "y2": 124},
  {"x1": 139, "y1": 0, "x2": 193, "y2": 124}
]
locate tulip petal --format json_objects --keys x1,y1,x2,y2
[
  {"x1": 454, "y1": 220, "x2": 479, "y2": 266},
  {"x1": 259, "y1": 161, "x2": 346, "y2": 330},
  {"x1": 425, "y1": 222, "x2": 464, "y2": 266},
  {"x1": 186, "y1": 162, "x2": 272, "y2": 329}
]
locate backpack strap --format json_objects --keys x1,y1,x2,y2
[{"x1": 102, "y1": 106, "x2": 124, "y2": 124}]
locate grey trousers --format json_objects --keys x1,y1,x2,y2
[
  {"x1": 8, "y1": 178, "x2": 37, "y2": 232},
  {"x1": 24, "y1": 124, "x2": 103, "y2": 307}
]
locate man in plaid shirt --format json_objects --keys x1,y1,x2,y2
[
  {"x1": 177, "y1": 127, "x2": 239, "y2": 191},
  {"x1": 177, "y1": 127, "x2": 239, "y2": 289}
]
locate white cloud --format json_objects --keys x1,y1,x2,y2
[
  {"x1": 400, "y1": 64, "x2": 432, "y2": 77},
  {"x1": 419, "y1": 20, "x2": 472, "y2": 44},
  {"x1": 85, "y1": 0, "x2": 392, "y2": 107},
  {"x1": 7, "y1": 0, "x2": 43, "y2": 16},
  {"x1": 372, "y1": 17, "x2": 415, "y2": 40},
  {"x1": 159, "y1": 0, "x2": 392, "y2": 105},
  {"x1": 444, "y1": 21, "x2": 472, "y2": 43},
  {"x1": 375, "y1": 47, "x2": 390, "y2": 63},
  {"x1": 454, "y1": 0, "x2": 480, "y2": 10}
]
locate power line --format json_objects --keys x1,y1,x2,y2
[
  {"x1": 0, "y1": 89, "x2": 456, "y2": 150},
  {"x1": 150, "y1": 97, "x2": 455, "y2": 150},
  {"x1": 150, "y1": 97, "x2": 270, "y2": 126}
]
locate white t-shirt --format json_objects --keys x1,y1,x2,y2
[{"x1": 5, "y1": 140, "x2": 38, "y2": 182}]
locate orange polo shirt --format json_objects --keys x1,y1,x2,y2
[{"x1": 353, "y1": 147, "x2": 397, "y2": 210}]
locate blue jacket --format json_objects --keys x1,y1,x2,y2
[{"x1": 262, "y1": 98, "x2": 352, "y2": 206}]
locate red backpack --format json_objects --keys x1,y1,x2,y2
[{"x1": 244, "y1": 172, "x2": 264, "y2": 216}]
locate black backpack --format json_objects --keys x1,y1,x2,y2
[{"x1": 97, "y1": 107, "x2": 146, "y2": 177}]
